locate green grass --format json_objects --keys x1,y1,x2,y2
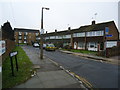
[
  {"x1": 2, "y1": 46, "x2": 33, "y2": 88},
  {"x1": 63, "y1": 49, "x2": 97, "y2": 55}
]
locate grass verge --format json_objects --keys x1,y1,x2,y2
[
  {"x1": 62, "y1": 49, "x2": 97, "y2": 55},
  {"x1": 2, "y1": 46, "x2": 33, "y2": 88}
]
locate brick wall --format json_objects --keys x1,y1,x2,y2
[
  {"x1": 2, "y1": 39, "x2": 15, "y2": 61},
  {"x1": 106, "y1": 46, "x2": 120, "y2": 57}
]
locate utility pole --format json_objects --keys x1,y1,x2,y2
[
  {"x1": 40, "y1": 7, "x2": 49, "y2": 59},
  {"x1": 85, "y1": 32, "x2": 87, "y2": 50}
]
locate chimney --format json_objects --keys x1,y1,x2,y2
[
  {"x1": 92, "y1": 20, "x2": 96, "y2": 25},
  {"x1": 68, "y1": 27, "x2": 71, "y2": 30},
  {"x1": 46, "y1": 31, "x2": 47, "y2": 33},
  {"x1": 55, "y1": 29, "x2": 57, "y2": 32}
]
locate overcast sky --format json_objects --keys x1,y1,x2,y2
[{"x1": 0, "y1": 0, "x2": 119, "y2": 33}]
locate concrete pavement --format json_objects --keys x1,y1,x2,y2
[
  {"x1": 14, "y1": 46, "x2": 85, "y2": 88},
  {"x1": 59, "y1": 50, "x2": 120, "y2": 65}
]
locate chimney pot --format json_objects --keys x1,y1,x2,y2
[
  {"x1": 92, "y1": 20, "x2": 96, "y2": 25},
  {"x1": 55, "y1": 29, "x2": 57, "y2": 32},
  {"x1": 68, "y1": 27, "x2": 71, "y2": 30}
]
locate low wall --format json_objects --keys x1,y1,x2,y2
[{"x1": 106, "y1": 46, "x2": 120, "y2": 57}]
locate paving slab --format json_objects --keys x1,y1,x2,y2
[{"x1": 14, "y1": 46, "x2": 84, "y2": 88}]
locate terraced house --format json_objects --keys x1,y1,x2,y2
[{"x1": 43, "y1": 21, "x2": 119, "y2": 51}]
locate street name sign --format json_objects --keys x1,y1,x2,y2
[
  {"x1": 9, "y1": 51, "x2": 18, "y2": 76},
  {"x1": 10, "y1": 51, "x2": 18, "y2": 57},
  {"x1": 106, "y1": 35, "x2": 113, "y2": 37}
]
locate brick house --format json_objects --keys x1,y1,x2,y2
[
  {"x1": 0, "y1": 21, "x2": 15, "y2": 60},
  {"x1": 43, "y1": 21, "x2": 119, "y2": 51},
  {"x1": 14, "y1": 28, "x2": 40, "y2": 45}
]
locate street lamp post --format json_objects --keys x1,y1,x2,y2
[{"x1": 40, "y1": 7, "x2": 49, "y2": 59}]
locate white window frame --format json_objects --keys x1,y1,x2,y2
[
  {"x1": 73, "y1": 32, "x2": 85, "y2": 37},
  {"x1": 36, "y1": 33, "x2": 39, "y2": 36},
  {"x1": 19, "y1": 40, "x2": 22, "y2": 43},
  {"x1": 24, "y1": 41, "x2": 27, "y2": 43},
  {"x1": 45, "y1": 37, "x2": 49, "y2": 39},
  {"x1": 78, "y1": 42, "x2": 85, "y2": 49},
  {"x1": 19, "y1": 32, "x2": 22, "y2": 35},
  {"x1": 87, "y1": 31, "x2": 104, "y2": 37},
  {"x1": 106, "y1": 41, "x2": 117, "y2": 48},
  {"x1": 50, "y1": 36, "x2": 56, "y2": 39},
  {"x1": 19, "y1": 36, "x2": 22, "y2": 39},
  {"x1": 56, "y1": 36, "x2": 63, "y2": 39},
  {"x1": 63, "y1": 35, "x2": 71, "y2": 39}
]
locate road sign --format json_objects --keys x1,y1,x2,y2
[
  {"x1": 9, "y1": 51, "x2": 18, "y2": 76},
  {"x1": 40, "y1": 29, "x2": 44, "y2": 34},
  {"x1": 105, "y1": 27, "x2": 109, "y2": 32},
  {"x1": 105, "y1": 27, "x2": 109, "y2": 34},
  {"x1": 10, "y1": 51, "x2": 18, "y2": 57},
  {"x1": 106, "y1": 35, "x2": 113, "y2": 37}
]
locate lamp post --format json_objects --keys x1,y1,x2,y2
[{"x1": 40, "y1": 7, "x2": 49, "y2": 59}]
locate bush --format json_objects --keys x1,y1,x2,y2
[{"x1": 63, "y1": 45, "x2": 72, "y2": 50}]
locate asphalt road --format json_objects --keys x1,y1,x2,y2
[{"x1": 28, "y1": 46, "x2": 119, "y2": 88}]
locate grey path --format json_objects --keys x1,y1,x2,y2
[
  {"x1": 15, "y1": 46, "x2": 83, "y2": 88},
  {"x1": 34, "y1": 47, "x2": 119, "y2": 88}
]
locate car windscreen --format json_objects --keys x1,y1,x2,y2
[{"x1": 48, "y1": 44, "x2": 55, "y2": 47}]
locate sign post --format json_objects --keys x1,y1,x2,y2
[
  {"x1": 104, "y1": 27, "x2": 113, "y2": 57},
  {"x1": 9, "y1": 51, "x2": 18, "y2": 76},
  {"x1": 10, "y1": 56, "x2": 14, "y2": 76},
  {"x1": 104, "y1": 27, "x2": 109, "y2": 57}
]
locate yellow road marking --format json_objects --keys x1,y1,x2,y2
[{"x1": 70, "y1": 72, "x2": 94, "y2": 89}]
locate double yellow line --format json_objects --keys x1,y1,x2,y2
[{"x1": 70, "y1": 72, "x2": 94, "y2": 89}]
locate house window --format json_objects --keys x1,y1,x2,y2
[
  {"x1": 56, "y1": 36, "x2": 63, "y2": 39},
  {"x1": 87, "y1": 31, "x2": 104, "y2": 37},
  {"x1": 36, "y1": 37, "x2": 40, "y2": 40},
  {"x1": 36, "y1": 33, "x2": 39, "y2": 36},
  {"x1": 73, "y1": 32, "x2": 85, "y2": 37},
  {"x1": 106, "y1": 41, "x2": 117, "y2": 48},
  {"x1": 24, "y1": 41, "x2": 27, "y2": 43},
  {"x1": 87, "y1": 42, "x2": 98, "y2": 51},
  {"x1": 63, "y1": 35, "x2": 71, "y2": 39},
  {"x1": 45, "y1": 37, "x2": 49, "y2": 39},
  {"x1": 19, "y1": 40, "x2": 22, "y2": 43},
  {"x1": 50, "y1": 36, "x2": 55, "y2": 39},
  {"x1": 78, "y1": 42, "x2": 85, "y2": 49},
  {"x1": 19, "y1": 36, "x2": 22, "y2": 39},
  {"x1": 19, "y1": 32, "x2": 22, "y2": 35},
  {"x1": 24, "y1": 37, "x2": 27, "y2": 39},
  {"x1": 73, "y1": 33, "x2": 77, "y2": 37},
  {"x1": 24, "y1": 32, "x2": 28, "y2": 35}
]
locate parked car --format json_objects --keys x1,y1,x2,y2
[
  {"x1": 33, "y1": 43, "x2": 40, "y2": 48},
  {"x1": 45, "y1": 44, "x2": 56, "y2": 51},
  {"x1": 43, "y1": 44, "x2": 46, "y2": 49}
]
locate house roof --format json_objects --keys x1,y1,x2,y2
[
  {"x1": 14, "y1": 28, "x2": 39, "y2": 33},
  {"x1": 71, "y1": 21, "x2": 114, "y2": 33},
  {"x1": 43, "y1": 21, "x2": 115, "y2": 36}
]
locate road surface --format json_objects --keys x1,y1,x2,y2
[{"x1": 26, "y1": 46, "x2": 119, "y2": 88}]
